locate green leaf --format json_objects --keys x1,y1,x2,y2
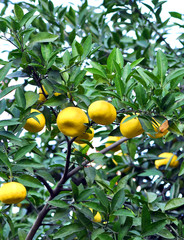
[
  {"x1": 118, "y1": 217, "x2": 133, "y2": 240},
  {"x1": 130, "y1": 58, "x2": 145, "y2": 69},
  {"x1": 98, "y1": 233, "x2": 113, "y2": 240},
  {"x1": 142, "y1": 220, "x2": 167, "y2": 237},
  {"x1": 53, "y1": 223, "x2": 84, "y2": 239},
  {"x1": 0, "y1": 119, "x2": 21, "y2": 127},
  {"x1": 141, "y1": 205, "x2": 151, "y2": 233},
  {"x1": 20, "y1": 10, "x2": 37, "y2": 28},
  {"x1": 73, "y1": 70, "x2": 86, "y2": 86},
  {"x1": 75, "y1": 41, "x2": 83, "y2": 56},
  {"x1": 14, "y1": 4, "x2": 24, "y2": 21},
  {"x1": 17, "y1": 175, "x2": 43, "y2": 188},
  {"x1": 76, "y1": 211, "x2": 93, "y2": 231},
  {"x1": 41, "y1": 43, "x2": 52, "y2": 62},
  {"x1": 0, "y1": 99, "x2": 6, "y2": 115},
  {"x1": 165, "y1": 198, "x2": 184, "y2": 211},
  {"x1": 83, "y1": 201, "x2": 106, "y2": 213},
  {"x1": 113, "y1": 209, "x2": 135, "y2": 218},
  {"x1": 146, "y1": 192, "x2": 157, "y2": 203},
  {"x1": 161, "y1": 93, "x2": 175, "y2": 112},
  {"x1": 89, "y1": 153, "x2": 105, "y2": 162},
  {"x1": 107, "y1": 48, "x2": 116, "y2": 73},
  {"x1": 82, "y1": 34, "x2": 92, "y2": 59},
  {"x1": 15, "y1": 87, "x2": 26, "y2": 109},
  {"x1": 114, "y1": 74, "x2": 124, "y2": 98},
  {"x1": 0, "y1": 84, "x2": 21, "y2": 99},
  {"x1": 85, "y1": 67, "x2": 107, "y2": 79},
  {"x1": 71, "y1": 180, "x2": 79, "y2": 200},
  {"x1": 95, "y1": 188, "x2": 109, "y2": 209},
  {"x1": 14, "y1": 143, "x2": 37, "y2": 161},
  {"x1": 136, "y1": 67, "x2": 155, "y2": 87},
  {"x1": 116, "y1": 174, "x2": 130, "y2": 191},
  {"x1": 0, "y1": 62, "x2": 12, "y2": 82},
  {"x1": 0, "y1": 151, "x2": 11, "y2": 169},
  {"x1": 77, "y1": 188, "x2": 94, "y2": 202},
  {"x1": 179, "y1": 161, "x2": 184, "y2": 176},
  {"x1": 115, "y1": 48, "x2": 124, "y2": 68},
  {"x1": 18, "y1": 229, "x2": 27, "y2": 240},
  {"x1": 138, "y1": 169, "x2": 163, "y2": 177},
  {"x1": 0, "y1": 131, "x2": 21, "y2": 143},
  {"x1": 3, "y1": 214, "x2": 15, "y2": 237},
  {"x1": 135, "y1": 84, "x2": 147, "y2": 107},
  {"x1": 84, "y1": 167, "x2": 96, "y2": 186},
  {"x1": 0, "y1": 20, "x2": 7, "y2": 32},
  {"x1": 169, "y1": 11, "x2": 182, "y2": 19},
  {"x1": 25, "y1": 91, "x2": 39, "y2": 109},
  {"x1": 62, "y1": 50, "x2": 71, "y2": 66},
  {"x1": 65, "y1": 6, "x2": 76, "y2": 26},
  {"x1": 91, "y1": 228, "x2": 105, "y2": 240},
  {"x1": 30, "y1": 32, "x2": 58, "y2": 45},
  {"x1": 111, "y1": 188, "x2": 125, "y2": 211},
  {"x1": 158, "y1": 228, "x2": 175, "y2": 239},
  {"x1": 49, "y1": 200, "x2": 69, "y2": 208},
  {"x1": 156, "y1": 49, "x2": 168, "y2": 84},
  {"x1": 165, "y1": 68, "x2": 184, "y2": 84}
]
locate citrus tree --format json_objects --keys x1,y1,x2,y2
[{"x1": 0, "y1": 0, "x2": 184, "y2": 239}]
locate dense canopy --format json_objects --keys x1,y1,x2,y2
[{"x1": 0, "y1": 0, "x2": 184, "y2": 239}]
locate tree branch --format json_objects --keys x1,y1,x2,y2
[
  {"x1": 66, "y1": 137, "x2": 128, "y2": 180},
  {"x1": 25, "y1": 136, "x2": 127, "y2": 239},
  {"x1": 35, "y1": 172, "x2": 54, "y2": 198}
]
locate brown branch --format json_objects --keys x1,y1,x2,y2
[
  {"x1": 66, "y1": 137, "x2": 128, "y2": 179},
  {"x1": 35, "y1": 173, "x2": 54, "y2": 198},
  {"x1": 25, "y1": 136, "x2": 128, "y2": 239},
  {"x1": 53, "y1": 136, "x2": 77, "y2": 195}
]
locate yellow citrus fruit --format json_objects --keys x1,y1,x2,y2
[
  {"x1": 56, "y1": 107, "x2": 89, "y2": 137},
  {"x1": 24, "y1": 109, "x2": 46, "y2": 133},
  {"x1": 90, "y1": 208, "x2": 102, "y2": 223},
  {"x1": 148, "y1": 118, "x2": 168, "y2": 138},
  {"x1": 38, "y1": 85, "x2": 61, "y2": 102},
  {"x1": 88, "y1": 100, "x2": 117, "y2": 125},
  {"x1": 155, "y1": 152, "x2": 179, "y2": 169},
  {"x1": 120, "y1": 115, "x2": 144, "y2": 138},
  {"x1": 0, "y1": 182, "x2": 27, "y2": 204},
  {"x1": 105, "y1": 136, "x2": 122, "y2": 152},
  {"x1": 74, "y1": 127, "x2": 94, "y2": 144}
]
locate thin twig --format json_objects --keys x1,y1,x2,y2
[
  {"x1": 35, "y1": 173, "x2": 54, "y2": 198},
  {"x1": 66, "y1": 137, "x2": 128, "y2": 179}
]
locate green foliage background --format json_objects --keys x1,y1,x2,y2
[{"x1": 0, "y1": 0, "x2": 184, "y2": 239}]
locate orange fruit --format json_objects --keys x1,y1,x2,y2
[
  {"x1": 88, "y1": 100, "x2": 117, "y2": 125},
  {"x1": 120, "y1": 115, "x2": 144, "y2": 138},
  {"x1": 155, "y1": 152, "x2": 179, "y2": 169},
  {"x1": 24, "y1": 109, "x2": 45, "y2": 133},
  {"x1": 74, "y1": 127, "x2": 94, "y2": 144},
  {"x1": 57, "y1": 107, "x2": 89, "y2": 137},
  {"x1": 0, "y1": 182, "x2": 27, "y2": 204}
]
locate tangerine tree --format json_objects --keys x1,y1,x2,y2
[{"x1": 0, "y1": 0, "x2": 184, "y2": 239}]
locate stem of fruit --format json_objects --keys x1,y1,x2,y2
[
  {"x1": 25, "y1": 137, "x2": 128, "y2": 240},
  {"x1": 32, "y1": 69, "x2": 58, "y2": 118}
]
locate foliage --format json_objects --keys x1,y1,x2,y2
[{"x1": 0, "y1": 0, "x2": 184, "y2": 239}]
